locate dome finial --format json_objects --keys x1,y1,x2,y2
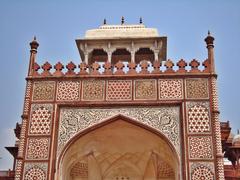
[
  {"x1": 103, "y1": 18, "x2": 107, "y2": 25},
  {"x1": 140, "y1": 17, "x2": 143, "y2": 24},
  {"x1": 204, "y1": 30, "x2": 214, "y2": 47},
  {"x1": 30, "y1": 36, "x2": 39, "y2": 51},
  {"x1": 121, "y1": 16, "x2": 125, "y2": 25},
  {"x1": 208, "y1": 30, "x2": 210, "y2": 36}
]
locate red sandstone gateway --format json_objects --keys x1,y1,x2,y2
[{"x1": 1, "y1": 19, "x2": 240, "y2": 180}]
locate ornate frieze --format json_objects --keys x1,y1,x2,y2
[{"x1": 58, "y1": 106, "x2": 180, "y2": 158}]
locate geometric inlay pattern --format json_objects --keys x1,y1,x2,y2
[
  {"x1": 32, "y1": 81, "x2": 55, "y2": 101},
  {"x1": 82, "y1": 80, "x2": 105, "y2": 101},
  {"x1": 26, "y1": 138, "x2": 50, "y2": 160},
  {"x1": 189, "y1": 136, "x2": 213, "y2": 159},
  {"x1": 190, "y1": 162, "x2": 214, "y2": 180},
  {"x1": 58, "y1": 106, "x2": 180, "y2": 158},
  {"x1": 24, "y1": 162, "x2": 48, "y2": 180},
  {"x1": 158, "y1": 79, "x2": 183, "y2": 99},
  {"x1": 186, "y1": 78, "x2": 209, "y2": 99},
  {"x1": 29, "y1": 104, "x2": 53, "y2": 135},
  {"x1": 187, "y1": 102, "x2": 211, "y2": 133},
  {"x1": 134, "y1": 79, "x2": 157, "y2": 100},
  {"x1": 57, "y1": 81, "x2": 80, "y2": 101},
  {"x1": 106, "y1": 80, "x2": 132, "y2": 101}
]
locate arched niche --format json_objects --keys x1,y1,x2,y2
[
  {"x1": 135, "y1": 48, "x2": 154, "y2": 64},
  {"x1": 112, "y1": 48, "x2": 131, "y2": 64},
  {"x1": 58, "y1": 115, "x2": 180, "y2": 180},
  {"x1": 89, "y1": 49, "x2": 108, "y2": 65}
]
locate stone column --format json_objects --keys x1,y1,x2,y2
[
  {"x1": 84, "y1": 52, "x2": 89, "y2": 64},
  {"x1": 107, "y1": 51, "x2": 112, "y2": 63},
  {"x1": 131, "y1": 50, "x2": 135, "y2": 63},
  {"x1": 154, "y1": 50, "x2": 159, "y2": 61}
]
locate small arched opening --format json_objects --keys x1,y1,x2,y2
[
  {"x1": 135, "y1": 48, "x2": 154, "y2": 64},
  {"x1": 89, "y1": 49, "x2": 108, "y2": 65},
  {"x1": 112, "y1": 48, "x2": 131, "y2": 64}
]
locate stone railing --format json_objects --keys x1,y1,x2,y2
[{"x1": 31, "y1": 59, "x2": 211, "y2": 77}]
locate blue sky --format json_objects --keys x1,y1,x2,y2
[{"x1": 0, "y1": 0, "x2": 240, "y2": 169}]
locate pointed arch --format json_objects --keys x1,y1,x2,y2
[{"x1": 57, "y1": 114, "x2": 180, "y2": 180}]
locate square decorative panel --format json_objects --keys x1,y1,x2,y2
[
  {"x1": 82, "y1": 80, "x2": 105, "y2": 101},
  {"x1": 188, "y1": 136, "x2": 213, "y2": 159},
  {"x1": 26, "y1": 137, "x2": 50, "y2": 160},
  {"x1": 158, "y1": 79, "x2": 183, "y2": 99},
  {"x1": 28, "y1": 104, "x2": 53, "y2": 135},
  {"x1": 57, "y1": 81, "x2": 80, "y2": 101},
  {"x1": 186, "y1": 102, "x2": 211, "y2": 134},
  {"x1": 186, "y1": 78, "x2": 209, "y2": 99},
  {"x1": 32, "y1": 81, "x2": 55, "y2": 101},
  {"x1": 24, "y1": 162, "x2": 48, "y2": 180},
  {"x1": 106, "y1": 80, "x2": 132, "y2": 101},
  {"x1": 134, "y1": 79, "x2": 157, "y2": 100},
  {"x1": 190, "y1": 162, "x2": 214, "y2": 180}
]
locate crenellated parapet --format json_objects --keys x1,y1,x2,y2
[{"x1": 30, "y1": 59, "x2": 211, "y2": 78}]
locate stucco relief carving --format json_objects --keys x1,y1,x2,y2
[{"x1": 58, "y1": 106, "x2": 180, "y2": 158}]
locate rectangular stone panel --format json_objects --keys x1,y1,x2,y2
[
  {"x1": 158, "y1": 79, "x2": 183, "y2": 99},
  {"x1": 134, "y1": 79, "x2": 157, "y2": 100},
  {"x1": 189, "y1": 162, "x2": 215, "y2": 180},
  {"x1": 32, "y1": 81, "x2": 55, "y2": 101},
  {"x1": 188, "y1": 136, "x2": 213, "y2": 160},
  {"x1": 56, "y1": 81, "x2": 80, "y2": 101},
  {"x1": 26, "y1": 137, "x2": 50, "y2": 160},
  {"x1": 185, "y1": 78, "x2": 209, "y2": 99},
  {"x1": 23, "y1": 162, "x2": 48, "y2": 180},
  {"x1": 82, "y1": 80, "x2": 105, "y2": 101},
  {"x1": 106, "y1": 80, "x2": 132, "y2": 101},
  {"x1": 28, "y1": 104, "x2": 53, "y2": 135},
  {"x1": 186, "y1": 101, "x2": 211, "y2": 134}
]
